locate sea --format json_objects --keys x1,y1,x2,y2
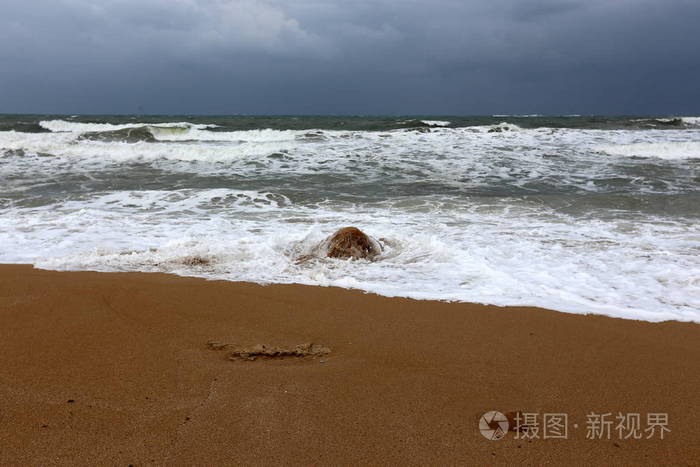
[{"x1": 1, "y1": 115, "x2": 698, "y2": 322}]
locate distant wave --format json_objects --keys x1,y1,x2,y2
[
  {"x1": 681, "y1": 116, "x2": 700, "y2": 126},
  {"x1": 39, "y1": 120, "x2": 300, "y2": 144},
  {"x1": 78, "y1": 126, "x2": 158, "y2": 143},
  {"x1": 420, "y1": 120, "x2": 451, "y2": 127},
  {"x1": 492, "y1": 114, "x2": 543, "y2": 117},
  {"x1": 0, "y1": 122, "x2": 52, "y2": 133},
  {"x1": 399, "y1": 119, "x2": 451, "y2": 128},
  {"x1": 630, "y1": 117, "x2": 700, "y2": 128},
  {"x1": 598, "y1": 142, "x2": 700, "y2": 159},
  {"x1": 631, "y1": 117, "x2": 684, "y2": 127},
  {"x1": 39, "y1": 119, "x2": 216, "y2": 133},
  {"x1": 466, "y1": 122, "x2": 522, "y2": 133}
]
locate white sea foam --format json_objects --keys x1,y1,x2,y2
[{"x1": 598, "y1": 142, "x2": 700, "y2": 159}]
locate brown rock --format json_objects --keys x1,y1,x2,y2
[{"x1": 324, "y1": 227, "x2": 382, "y2": 260}]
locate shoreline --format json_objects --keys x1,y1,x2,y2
[
  {"x1": 1, "y1": 264, "x2": 698, "y2": 464},
  {"x1": 7, "y1": 263, "x2": 691, "y2": 325}
]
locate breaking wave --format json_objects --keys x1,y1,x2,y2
[
  {"x1": 39, "y1": 119, "x2": 216, "y2": 133},
  {"x1": 598, "y1": 142, "x2": 700, "y2": 159},
  {"x1": 78, "y1": 127, "x2": 158, "y2": 143},
  {"x1": 420, "y1": 120, "x2": 451, "y2": 127},
  {"x1": 681, "y1": 117, "x2": 700, "y2": 127}
]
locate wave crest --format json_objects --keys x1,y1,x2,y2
[
  {"x1": 78, "y1": 126, "x2": 157, "y2": 143},
  {"x1": 598, "y1": 142, "x2": 700, "y2": 159},
  {"x1": 39, "y1": 119, "x2": 215, "y2": 133}
]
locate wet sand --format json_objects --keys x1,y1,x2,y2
[{"x1": 0, "y1": 264, "x2": 698, "y2": 465}]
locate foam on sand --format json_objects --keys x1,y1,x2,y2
[{"x1": 0, "y1": 188, "x2": 694, "y2": 323}]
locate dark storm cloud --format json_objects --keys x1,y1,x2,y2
[{"x1": 0, "y1": 0, "x2": 698, "y2": 114}]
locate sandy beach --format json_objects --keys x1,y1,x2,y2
[{"x1": 0, "y1": 264, "x2": 698, "y2": 465}]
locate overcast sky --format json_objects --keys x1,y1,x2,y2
[{"x1": 1, "y1": 0, "x2": 699, "y2": 115}]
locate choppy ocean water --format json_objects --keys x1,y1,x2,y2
[{"x1": 1, "y1": 114, "x2": 698, "y2": 322}]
